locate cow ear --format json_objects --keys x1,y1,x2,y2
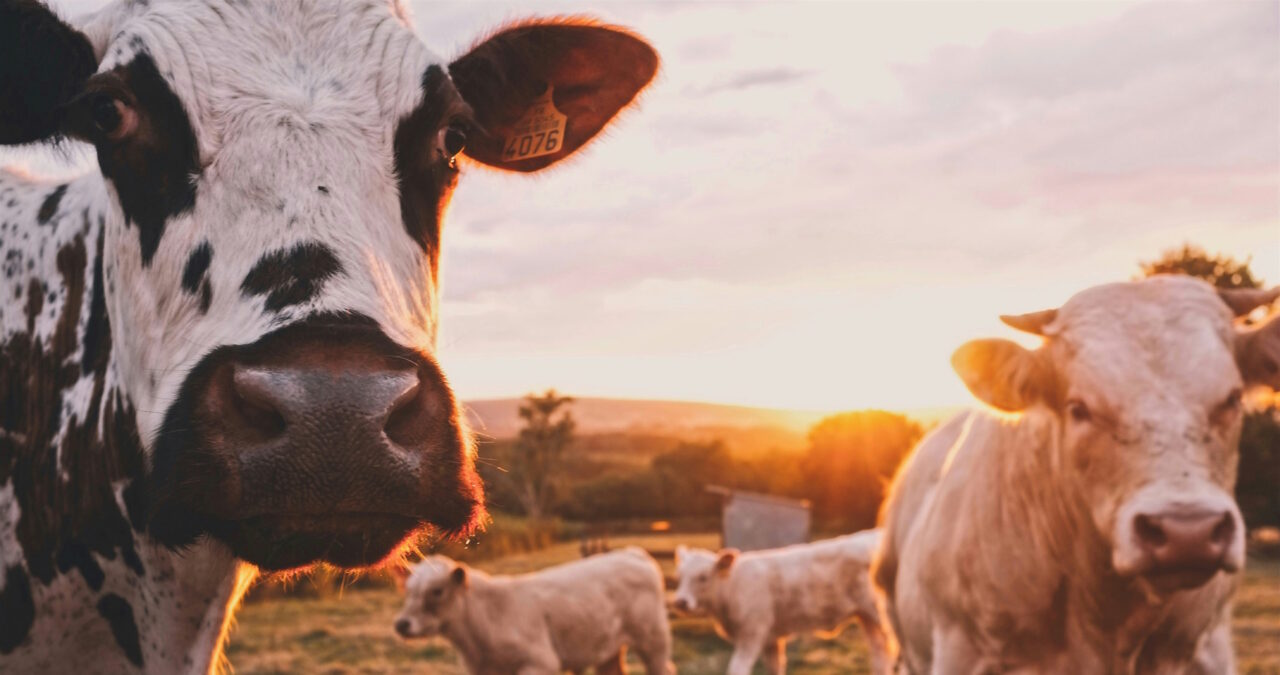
[
  {"x1": 0, "y1": 1, "x2": 99, "y2": 144},
  {"x1": 449, "y1": 19, "x2": 658, "y2": 172},
  {"x1": 1236, "y1": 311, "x2": 1280, "y2": 390},
  {"x1": 952, "y1": 339, "x2": 1056, "y2": 412},
  {"x1": 674, "y1": 545, "x2": 686, "y2": 565},
  {"x1": 715, "y1": 549, "x2": 738, "y2": 574},
  {"x1": 450, "y1": 565, "x2": 468, "y2": 588}
]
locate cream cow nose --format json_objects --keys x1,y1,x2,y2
[
  {"x1": 1132, "y1": 510, "x2": 1236, "y2": 572},
  {"x1": 394, "y1": 618, "x2": 412, "y2": 638}
]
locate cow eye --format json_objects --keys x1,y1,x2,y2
[
  {"x1": 1066, "y1": 399, "x2": 1091, "y2": 424},
  {"x1": 442, "y1": 125, "x2": 467, "y2": 158},
  {"x1": 430, "y1": 587, "x2": 444, "y2": 598},
  {"x1": 86, "y1": 94, "x2": 136, "y2": 142}
]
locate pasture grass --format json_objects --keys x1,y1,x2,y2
[{"x1": 226, "y1": 536, "x2": 1280, "y2": 674}]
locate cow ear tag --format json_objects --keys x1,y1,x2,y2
[{"x1": 502, "y1": 86, "x2": 567, "y2": 163}]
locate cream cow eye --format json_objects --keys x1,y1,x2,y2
[{"x1": 1066, "y1": 399, "x2": 1092, "y2": 424}]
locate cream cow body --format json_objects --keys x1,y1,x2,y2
[
  {"x1": 673, "y1": 530, "x2": 891, "y2": 675},
  {"x1": 874, "y1": 276, "x2": 1280, "y2": 673},
  {"x1": 395, "y1": 547, "x2": 674, "y2": 675}
]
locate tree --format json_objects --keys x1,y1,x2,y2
[
  {"x1": 1139, "y1": 243, "x2": 1260, "y2": 289},
  {"x1": 509, "y1": 390, "x2": 575, "y2": 520},
  {"x1": 1139, "y1": 244, "x2": 1280, "y2": 528},
  {"x1": 801, "y1": 411, "x2": 923, "y2": 530}
]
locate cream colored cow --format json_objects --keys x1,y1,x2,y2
[
  {"x1": 673, "y1": 530, "x2": 891, "y2": 675},
  {"x1": 874, "y1": 276, "x2": 1280, "y2": 673},
  {"x1": 395, "y1": 547, "x2": 674, "y2": 674}
]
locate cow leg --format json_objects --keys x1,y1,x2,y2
[
  {"x1": 857, "y1": 611, "x2": 893, "y2": 675},
  {"x1": 727, "y1": 634, "x2": 767, "y2": 675},
  {"x1": 597, "y1": 646, "x2": 628, "y2": 675},
  {"x1": 762, "y1": 638, "x2": 787, "y2": 675},
  {"x1": 634, "y1": 637, "x2": 675, "y2": 675}
]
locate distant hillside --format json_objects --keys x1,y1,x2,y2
[
  {"x1": 464, "y1": 397, "x2": 826, "y2": 442},
  {"x1": 462, "y1": 397, "x2": 966, "y2": 455}
]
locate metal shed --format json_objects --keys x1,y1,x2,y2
[{"x1": 706, "y1": 485, "x2": 811, "y2": 551}]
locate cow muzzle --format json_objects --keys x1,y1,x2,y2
[
  {"x1": 147, "y1": 315, "x2": 484, "y2": 571},
  {"x1": 1112, "y1": 489, "x2": 1244, "y2": 592}
]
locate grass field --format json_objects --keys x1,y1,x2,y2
[{"x1": 226, "y1": 534, "x2": 1280, "y2": 674}]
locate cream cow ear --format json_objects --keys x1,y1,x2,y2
[
  {"x1": 451, "y1": 565, "x2": 468, "y2": 588},
  {"x1": 715, "y1": 549, "x2": 739, "y2": 574},
  {"x1": 1236, "y1": 311, "x2": 1280, "y2": 390},
  {"x1": 952, "y1": 339, "x2": 1056, "y2": 412},
  {"x1": 1219, "y1": 286, "x2": 1280, "y2": 317}
]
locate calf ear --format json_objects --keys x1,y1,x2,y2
[
  {"x1": 450, "y1": 565, "x2": 468, "y2": 588},
  {"x1": 1236, "y1": 311, "x2": 1280, "y2": 390},
  {"x1": 715, "y1": 549, "x2": 738, "y2": 574},
  {"x1": 0, "y1": 0, "x2": 99, "y2": 144},
  {"x1": 952, "y1": 339, "x2": 1056, "y2": 412},
  {"x1": 449, "y1": 19, "x2": 658, "y2": 172}
]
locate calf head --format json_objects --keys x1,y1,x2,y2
[
  {"x1": 952, "y1": 276, "x2": 1280, "y2": 593},
  {"x1": 672, "y1": 545, "x2": 737, "y2": 612},
  {"x1": 393, "y1": 555, "x2": 469, "y2": 639},
  {"x1": 1, "y1": 0, "x2": 657, "y2": 570}
]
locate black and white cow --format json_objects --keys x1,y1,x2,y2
[{"x1": 0, "y1": 0, "x2": 657, "y2": 671}]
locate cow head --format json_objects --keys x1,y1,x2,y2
[
  {"x1": 672, "y1": 545, "x2": 737, "y2": 613},
  {"x1": 952, "y1": 275, "x2": 1280, "y2": 593},
  {"x1": 0, "y1": 0, "x2": 657, "y2": 570},
  {"x1": 393, "y1": 555, "x2": 469, "y2": 639}
]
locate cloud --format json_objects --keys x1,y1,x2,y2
[
  {"x1": 5, "y1": 0, "x2": 1276, "y2": 408},
  {"x1": 685, "y1": 67, "x2": 811, "y2": 96}
]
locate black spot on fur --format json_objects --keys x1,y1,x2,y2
[
  {"x1": 96, "y1": 593, "x2": 143, "y2": 667},
  {"x1": 240, "y1": 242, "x2": 342, "y2": 311},
  {"x1": 393, "y1": 64, "x2": 459, "y2": 279},
  {"x1": 37, "y1": 184, "x2": 67, "y2": 224},
  {"x1": 81, "y1": 225, "x2": 110, "y2": 376},
  {"x1": 0, "y1": 565, "x2": 34, "y2": 653},
  {"x1": 87, "y1": 52, "x2": 200, "y2": 265},
  {"x1": 55, "y1": 538, "x2": 104, "y2": 591},
  {"x1": 181, "y1": 241, "x2": 212, "y2": 293},
  {"x1": 0, "y1": 0, "x2": 98, "y2": 144},
  {"x1": 198, "y1": 278, "x2": 212, "y2": 314}
]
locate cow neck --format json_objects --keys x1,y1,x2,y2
[{"x1": 0, "y1": 168, "x2": 246, "y2": 672}]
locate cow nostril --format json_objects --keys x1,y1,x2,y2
[
  {"x1": 383, "y1": 375, "x2": 428, "y2": 448},
  {"x1": 394, "y1": 618, "x2": 411, "y2": 637},
  {"x1": 229, "y1": 368, "x2": 286, "y2": 439},
  {"x1": 1134, "y1": 514, "x2": 1167, "y2": 548},
  {"x1": 1210, "y1": 513, "x2": 1235, "y2": 547}
]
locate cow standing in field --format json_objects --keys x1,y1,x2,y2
[
  {"x1": 0, "y1": 1, "x2": 657, "y2": 672},
  {"x1": 673, "y1": 531, "x2": 892, "y2": 675},
  {"x1": 394, "y1": 547, "x2": 675, "y2": 674},
  {"x1": 874, "y1": 276, "x2": 1280, "y2": 673}
]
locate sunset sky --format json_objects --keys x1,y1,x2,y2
[{"x1": 27, "y1": 1, "x2": 1280, "y2": 412}]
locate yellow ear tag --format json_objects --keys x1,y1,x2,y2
[{"x1": 502, "y1": 87, "x2": 567, "y2": 163}]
